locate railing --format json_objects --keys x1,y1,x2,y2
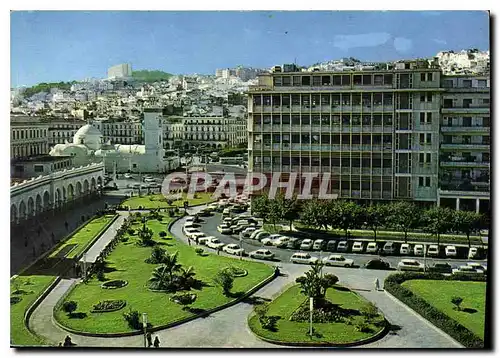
[
  {"x1": 440, "y1": 143, "x2": 490, "y2": 150},
  {"x1": 441, "y1": 161, "x2": 490, "y2": 168},
  {"x1": 441, "y1": 126, "x2": 490, "y2": 133}
]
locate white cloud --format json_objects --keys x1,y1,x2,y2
[
  {"x1": 333, "y1": 32, "x2": 391, "y2": 50},
  {"x1": 433, "y1": 38, "x2": 447, "y2": 45},
  {"x1": 394, "y1": 37, "x2": 413, "y2": 53}
]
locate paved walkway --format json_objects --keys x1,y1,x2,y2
[{"x1": 27, "y1": 204, "x2": 464, "y2": 348}]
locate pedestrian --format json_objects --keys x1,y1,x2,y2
[
  {"x1": 58, "y1": 342, "x2": 62, "y2": 347},
  {"x1": 374, "y1": 278, "x2": 380, "y2": 291},
  {"x1": 153, "y1": 336, "x2": 160, "y2": 348},
  {"x1": 63, "y1": 335, "x2": 72, "y2": 347},
  {"x1": 217, "y1": 247, "x2": 220, "y2": 255},
  {"x1": 147, "y1": 332, "x2": 152, "y2": 347},
  {"x1": 188, "y1": 238, "x2": 191, "y2": 246}
]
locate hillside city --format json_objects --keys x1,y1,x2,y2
[{"x1": 10, "y1": 47, "x2": 490, "y2": 349}]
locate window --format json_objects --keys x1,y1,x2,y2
[
  {"x1": 477, "y1": 79, "x2": 487, "y2": 88},
  {"x1": 420, "y1": 73, "x2": 426, "y2": 82},
  {"x1": 420, "y1": 112, "x2": 432, "y2": 124},
  {"x1": 443, "y1": 80, "x2": 454, "y2": 88},
  {"x1": 34, "y1": 165, "x2": 44, "y2": 172},
  {"x1": 426, "y1": 133, "x2": 432, "y2": 143},
  {"x1": 418, "y1": 176, "x2": 431, "y2": 187},
  {"x1": 420, "y1": 93, "x2": 432, "y2": 102},
  {"x1": 427, "y1": 73, "x2": 433, "y2": 81},
  {"x1": 462, "y1": 80, "x2": 472, "y2": 88}
]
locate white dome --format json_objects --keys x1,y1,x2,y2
[{"x1": 73, "y1": 124, "x2": 102, "y2": 150}]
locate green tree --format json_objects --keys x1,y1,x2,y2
[
  {"x1": 333, "y1": 200, "x2": 363, "y2": 239},
  {"x1": 148, "y1": 265, "x2": 171, "y2": 291},
  {"x1": 213, "y1": 269, "x2": 235, "y2": 296},
  {"x1": 423, "y1": 206, "x2": 454, "y2": 245},
  {"x1": 145, "y1": 245, "x2": 167, "y2": 264},
  {"x1": 62, "y1": 301, "x2": 78, "y2": 317},
  {"x1": 451, "y1": 296, "x2": 463, "y2": 311},
  {"x1": 452, "y1": 210, "x2": 483, "y2": 247},
  {"x1": 364, "y1": 204, "x2": 388, "y2": 242},
  {"x1": 162, "y1": 252, "x2": 182, "y2": 282},
  {"x1": 267, "y1": 199, "x2": 283, "y2": 230},
  {"x1": 300, "y1": 199, "x2": 330, "y2": 230},
  {"x1": 387, "y1": 201, "x2": 421, "y2": 243},
  {"x1": 279, "y1": 194, "x2": 301, "y2": 230},
  {"x1": 252, "y1": 195, "x2": 270, "y2": 220},
  {"x1": 177, "y1": 266, "x2": 196, "y2": 290},
  {"x1": 137, "y1": 223, "x2": 155, "y2": 246},
  {"x1": 295, "y1": 262, "x2": 337, "y2": 305}
]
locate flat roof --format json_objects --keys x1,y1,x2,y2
[{"x1": 12, "y1": 155, "x2": 72, "y2": 164}]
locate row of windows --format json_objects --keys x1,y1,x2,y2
[
  {"x1": 255, "y1": 134, "x2": 393, "y2": 145},
  {"x1": 253, "y1": 93, "x2": 395, "y2": 106},
  {"x1": 272, "y1": 73, "x2": 395, "y2": 87},
  {"x1": 12, "y1": 129, "x2": 48, "y2": 140},
  {"x1": 442, "y1": 79, "x2": 489, "y2": 89},
  {"x1": 253, "y1": 113, "x2": 395, "y2": 126},
  {"x1": 254, "y1": 156, "x2": 394, "y2": 168}
]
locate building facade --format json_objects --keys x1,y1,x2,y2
[
  {"x1": 47, "y1": 118, "x2": 87, "y2": 147},
  {"x1": 93, "y1": 119, "x2": 143, "y2": 145},
  {"x1": 107, "y1": 63, "x2": 132, "y2": 79},
  {"x1": 10, "y1": 116, "x2": 50, "y2": 159},
  {"x1": 247, "y1": 62, "x2": 443, "y2": 203},
  {"x1": 438, "y1": 75, "x2": 490, "y2": 213}
]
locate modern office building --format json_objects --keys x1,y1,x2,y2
[
  {"x1": 438, "y1": 75, "x2": 490, "y2": 213},
  {"x1": 107, "y1": 63, "x2": 132, "y2": 79},
  {"x1": 247, "y1": 62, "x2": 490, "y2": 213}
]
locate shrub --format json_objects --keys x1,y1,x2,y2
[
  {"x1": 92, "y1": 300, "x2": 126, "y2": 312},
  {"x1": 195, "y1": 247, "x2": 204, "y2": 256},
  {"x1": 213, "y1": 269, "x2": 234, "y2": 296},
  {"x1": 170, "y1": 293, "x2": 197, "y2": 307},
  {"x1": 355, "y1": 322, "x2": 372, "y2": 333},
  {"x1": 159, "y1": 231, "x2": 167, "y2": 238},
  {"x1": 123, "y1": 309, "x2": 142, "y2": 330},
  {"x1": 101, "y1": 280, "x2": 128, "y2": 289},
  {"x1": 96, "y1": 271, "x2": 106, "y2": 281},
  {"x1": 259, "y1": 315, "x2": 280, "y2": 331},
  {"x1": 145, "y1": 246, "x2": 167, "y2": 264},
  {"x1": 451, "y1": 296, "x2": 464, "y2": 311},
  {"x1": 127, "y1": 228, "x2": 136, "y2": 235},
  {"x1": 225, "y1": 266, "x2": 247, "y2": 277},
  {"x1": 10, "y1": 296, "x2": 22, "y2": 305},
  {"x1": 63, "y1": 301, "x2": 78, "y2": 316}
]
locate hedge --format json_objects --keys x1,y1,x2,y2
[{"x1": 384, "y1": 272, "x2": 485, "y2": 348}]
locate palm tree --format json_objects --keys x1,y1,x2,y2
[
  {"x1": 162, "y1": 252, "x2": 182, "y2": 282},
  {"x1": 178, "y1": 266, "x2": 196, "y2": 290},
  {"x1": 149, "y1": 265, "x2": 170, "y2": 290}
]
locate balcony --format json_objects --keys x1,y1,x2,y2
[
  {"x1": 440, "y1": 160, "x2": 490, "y2": 168},
  {"x1": 441, "y1": 105, "x2": 490, "y2": 114},
  {"x1": 440, "y1": 143, "x2": 490, "y2": 150},
  {"x1": 441, "y1": 126, "x2": 490, "y2": 133}
]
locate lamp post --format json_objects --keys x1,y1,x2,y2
[
  {"x1": 142, "y1": 312, "x2": 148, "y2": 348},
  {"x1": 240, "y1": 236, "x2": 243, "y2": 261},
  {"x1": 82, "y1": 253, "x2": 87, "y2": 280},
  {"x1": 309, "y1": 297, "x2": 314, "y2": 337},
  {"x1": 423, "y1": 244, "x2": 427, "y2": 273}
]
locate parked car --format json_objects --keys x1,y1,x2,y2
[
  {"x1": 261, "y1": 237, "x2": 274, "y2": 246},
  {"x1": 426, "y1": 245, "x2": 439, "y2": 257},
  {"x1": 223, "y1": 244, "x2": 245, "y2": 256},
  {"x1": 452, "y1": 265, "x2": 484, "y2": 275},
  {"x1": 445, "y1": 246, "x2": 457, "y2": 258},
  {"x1": 428, "y1": 262, "x2": 453, "y2": 274},
  {"x1": 240, "y1": 227, "x2": 257, "y2": 238},
  {"x1": 144, "y1": 177, "x2": 156, "y2": 183},
  {"x1": 255, "y1": 232, "x2": 271, "y2": 241},
  {"x1": 300, "y1": 239, "x2": 314, "y2": 251},
  {"x1": 274, "y1": 236, "x2": 291, "y2": 248},
  {"x1": 468, "y1": 247, "x2": 480, "y2": 259},
  {"x1": 399, "y1": 243, "x2": 411, "y2": 255},
  {"x1": 352, "y1": 241, "x2": 364, "y2": 253},
  {"x1": 366, "y1": 242, "x2": 379, "y2": 254},
  {"x1": 336, "y1": 241, "x2": 348, "y2": 253},
  {"x1": 312, "y1": 239, "x2": 325, "y2": 251},
  {"x1": 197, "y1": 235, "x2": 214, "y2": 245},
  {"x1": 397, "y1": 259, "x2": 425, "y2": 272},
  {"x1": 124, "y1": 173, "x2": 133, "y2": 179},
  {"x1": 290, "y1": 253, "x2": 319, "y2": 265},
  {"x1": 382, "y1": 241, "x2": 396, "y2": 255},
  {"x1": 323, "y1": 254, "x2": 354, "y2": 267},
  {"x1": 365, "y1": 259, "x2": 390, "y2": 270},
  {"x1": 206, "y1": 238, "x2": 225, "y2": 250},
  {"x1": 250, "y1": 229, "x2": 264, "y2": 239},
  {"x1": 190, "y1": 232, "x2": 205, "y2": 242},
  {"x1": 326, "y1": 241, "x2": 337, "y2": 252},
  {"x1": 287, "y1": 237, "x2": 302, "y2": 250},
  {"x1": 217, "y1": 224, "x2": 232, "y2": 234},
  {"x1": 249, "y1": 249, "x2": 275, "y2": 261},
  {"x1": 466, "y1": 262, "x2": 487, "y2": 273},
  {"x1": 413, "y1": 244, "x2": 424, "y2": 256}
]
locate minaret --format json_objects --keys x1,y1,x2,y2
[{"x1": 143, "y1": 107, "x2": 165, "y2": 170}]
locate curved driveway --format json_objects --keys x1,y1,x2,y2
[{"x1": 28, "y1": 204, "x2": 463, "y2": 348}]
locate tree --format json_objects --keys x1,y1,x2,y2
[
  {"x1": 295, "y1": 262, "x2": 337, "y2": 305},
  {"x1": 452, "y1": 211, "x2": 483, "y2": 247},
  {"x1": 162, "y1": 252, "x2": 182, "y2": 283},
  {"x1": 137, "y1": 224, "x2": 155, "y2": 246},
  {"x1": 252, "y1": 196, "x2": 270, "y2": 220},
  {"x1": 267, "y1": 199, "x2": 283, "y2": 230},
  {"x1": 213, "y1": 269, "x2": 234, "y2": 296},
  {"x1": 423, "y1": 206, "x2": 454, "y2": 245},
  {"x1": 332, "y1": 200, "x2": 363, "y2": 239},
  {"x1": 62, "y1": 301, "x2": 78, "y2": 317},
  {"x1": 148, "y1": 265, "x2": 171, "y2": 291},
  {"x1": 300, "y1": 199, "x2": 330, "y2": 230},
  {"x1": 177, "y1": 266, "x2": 196, "y2": 290},
  {"x1": 145, "y1": 245, "x2": 167, "y2": 264},
  {"x1": 387, "y1": 201, "x2": 421, "y2": 243},
  {"x1": 364, "y1": 204, "x2": 388, "y2": 242},
  {"x1": 451, "y1": 296, "x2": 463, "y2": 311},
  {"x1": 278, "y1": 194, "x2": 300, "y2": 230}
]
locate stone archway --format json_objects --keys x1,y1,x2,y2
[
  {"x1": 55, "y1": 188, "x2": 61, "y2": 207},
  {"x1": 27, "y1": 197, "x2": 35, "y2": 217},
  {"x1": 19, "y1": 200, "x2": 26, "y2": 221},
  {"x1": 11, "y1": 203, "x2": 18, "y2": 224},
  {"x1": 83, "y1": 179, "x2": 89, "y2": 195},
  {"x1": 91, "y1": 177, "x2": 96, "y2": 192},
  {"x1": 76, "y1": 181, "x2": 82, "y2": 197},
  {"x1": 67, "y1": 184, "x2": 74, "y2": 201},
  {"x1": 97, "y1": 176, "x2": 103, "y2": 187},
  {"x1": 35, "y1": 194, "x2": 43, "y2": 214},
  {"x1": 62, "y1": 186, "x2": 67, "y2": 202},
  {"x1": 43, "y1": 190, "x2": 51, "y2": 210}
]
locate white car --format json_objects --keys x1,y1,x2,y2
[
  {"x1": 313, "y1": 239, "x2": 325, "y2": 250},
  {"x1": 255, "y1": 232, "x2": 270, "y2": 241},
  {"x1": 427, "y1": 245, "x2": 440, "y2": 257},
  {"x1": 273, "y1": 236, "x2": 291, "y2": 248},
  {"x1": 261, "y1": 237, "x2": 274, "y2": 246},
  {"x1": 397, "y1": 259, "x2": 425, "y2": 272},
  {"x1": 366, "y1": 242, "x2": 378, "y2": 254},
  {"x1": 206, "y1": 238, "x2": 225, "y2": 250},
  {"x1": 452, "y1": 265, "x2": 484, "y2": 275},
  {"x1": 351, "y1": 241, "x2": 364, "y2": 253},
  {"x1": 250, "y1": 229, "x2": 264, "y2": 239},
  {"x1": 290, "y1": 253, "x2": 319, "y2": 265},
  {"x1": 184, "y1": 228, "x2": 200, "y2": 238},
  {"x1": 197, "y1": 235, "x2": 215, "y2": 245},
  {"x1": 217, "y1": 224, "x2": 232, "y2": 234},
  {"x1": 445, "y1": 246, "x2": 457, "y2": 257},
  {"x1": 144, "y1": 177, "x2": 156, "y2": 183},
  {"x1": 336, "y1": 241, "x2": 348, "y2": 252},
  {"x1": 468, "y1": 247, "x2": 479, "y2": 259},
  {"x1": 223, "y1": 244, "x2": 245, "y2": 256},
  {"x1": 399, "y1": 243, "x2": 410, "y2": 255},
  {"x1": 323, "y1": 255, "x2": 354, "y2": 267},
  {"x1": 300, "y1": 239, "x2": 314, "y2": 250},
  {"x1": 466, "y1": 262, "x2": 487, "y2": 273},
  {"x1": 265, "y1": 234, "x2": 282, "y2": 246},
  {"x1": 413, "y1": 244, "x2": 424, "y2": 256},
  {"x1": 249, "y1": 249, "x2": 275, "y2": 261},
  {"x1": 190, "y1": 232, "x2": 205, "y2": 242},
  {"x1": 124, "y1": 173, "x2": 133, "y2": 179},
  {"x1": 240, "y1": 227, "x2": 257, "y2": 238}
]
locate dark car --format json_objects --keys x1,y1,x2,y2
[
  {"x1": 365, "y1": 259, "x2": 391, "y2": 270},
  {"x1": 428, "y1": 262, "x2": 453, "y2": 274}
]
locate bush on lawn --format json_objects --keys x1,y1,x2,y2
[
  {"x1": 384, "y1": 272, "x2": 484, "y2": 348},
  {"x1": 123, "y1": 309, "x2": 142, "y2": 330},
  {"x1": 145, "y1": 245, "x2": 167, "y2": 264},
  {"x1": 159, "y1": 231, "x2": 167, "y2": 238},
  {"x1": 10, "y1": 296, "x2": 22, "y2": 305},
  {"x1": 92, "y1": 300, "x2": 126, "y2": 312},
  {"x1": 213, "y1": 269, "x2": 234, "y2": 296},
  {"x1": 195, "y1": 247, "x2": 204, "y2": 256},
  {"x1": 127, "y1": 228, "x2": 136, "y2": 235},
  {"x1": 63, "y1": 301, "x2": 78, "y2": 316}
]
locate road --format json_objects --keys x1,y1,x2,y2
[{"x1": 197, "y1": 212, "x2": 487, "y2": 271}]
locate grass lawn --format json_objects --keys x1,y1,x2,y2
[
  {"x1": 402, "y1": 279, "x2": 486, "y2": 339},
  {"x1": 10, "y1": 275, "x2": 56, "y2": 346},
  {"x1": 49, "y1": 215, "x2": 116, "y2": 259},
  {"x1": 121, "y1": 192, "x2": 215, "y2": 209},
  {"x1": 54, "y1": 214, "x2": 274, "y2": 334},
  {"x1": 248, "y1": 284, "x2": 385, "y2": 344}
]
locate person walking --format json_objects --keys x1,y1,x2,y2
[
  {"x1": 153, "y1": 336, "x2": 160, "y2": 348},
  {"x1": 147, "y1": 332, "x2": 153, "y2": 347},
  {"x1": 374, "y1": 278, "x2": 380, "y2": 291}
]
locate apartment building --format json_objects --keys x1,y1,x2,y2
[
  {"x1": 93, "y1": 119, "x2": 143, "y2": 145},
  {"x1": 47, "y1": 118, "x2": 87, "y2": 146},
  {"x1": 438, "y1": 75, "x2": 490, "y2": 213},
  {"x1": 247, "y1": 61, "x2": 444, "y2": 203},
  {"x1": 10, "y1": 116, "x2": 50, "y2": 159}
]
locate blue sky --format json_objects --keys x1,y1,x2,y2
[{"x1": 11, "y1": 11, "x2": 490, "y2": 87}]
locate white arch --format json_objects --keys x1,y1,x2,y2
[
  {"x1": 55, "y1": 188, "x2": 61, "y2": 207},
  {"x1": 91, "y1": 177, "x2": 96, "y2": 191}
]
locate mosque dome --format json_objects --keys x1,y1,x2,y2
[{"x1": 73, "y1": 124, "x2": 103, "y2": 150}]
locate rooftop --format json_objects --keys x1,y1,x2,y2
[{"x1": 11, "y1": 155, "x2": 72, "y2": 164}]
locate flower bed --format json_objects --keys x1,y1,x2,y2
[
  {"x1": 91, "y1": 300, "x2": 127, "y2": 313},
  {"x1": 101, "y1": 280, "x2": 128, "y2": 289},
  {"x1": 225, "y1": 266, "x2": 248, "y2": 277}
]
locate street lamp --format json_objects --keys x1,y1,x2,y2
[
  {"x1": 82, "y1": 253, "x2": 87, "y2": 280},
  {"x1": 240, "y1": 236, "x2": 243, "y2": 261},
  {"x1": 142, "y1": 312, "x2": 148, "y2": 348}
]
